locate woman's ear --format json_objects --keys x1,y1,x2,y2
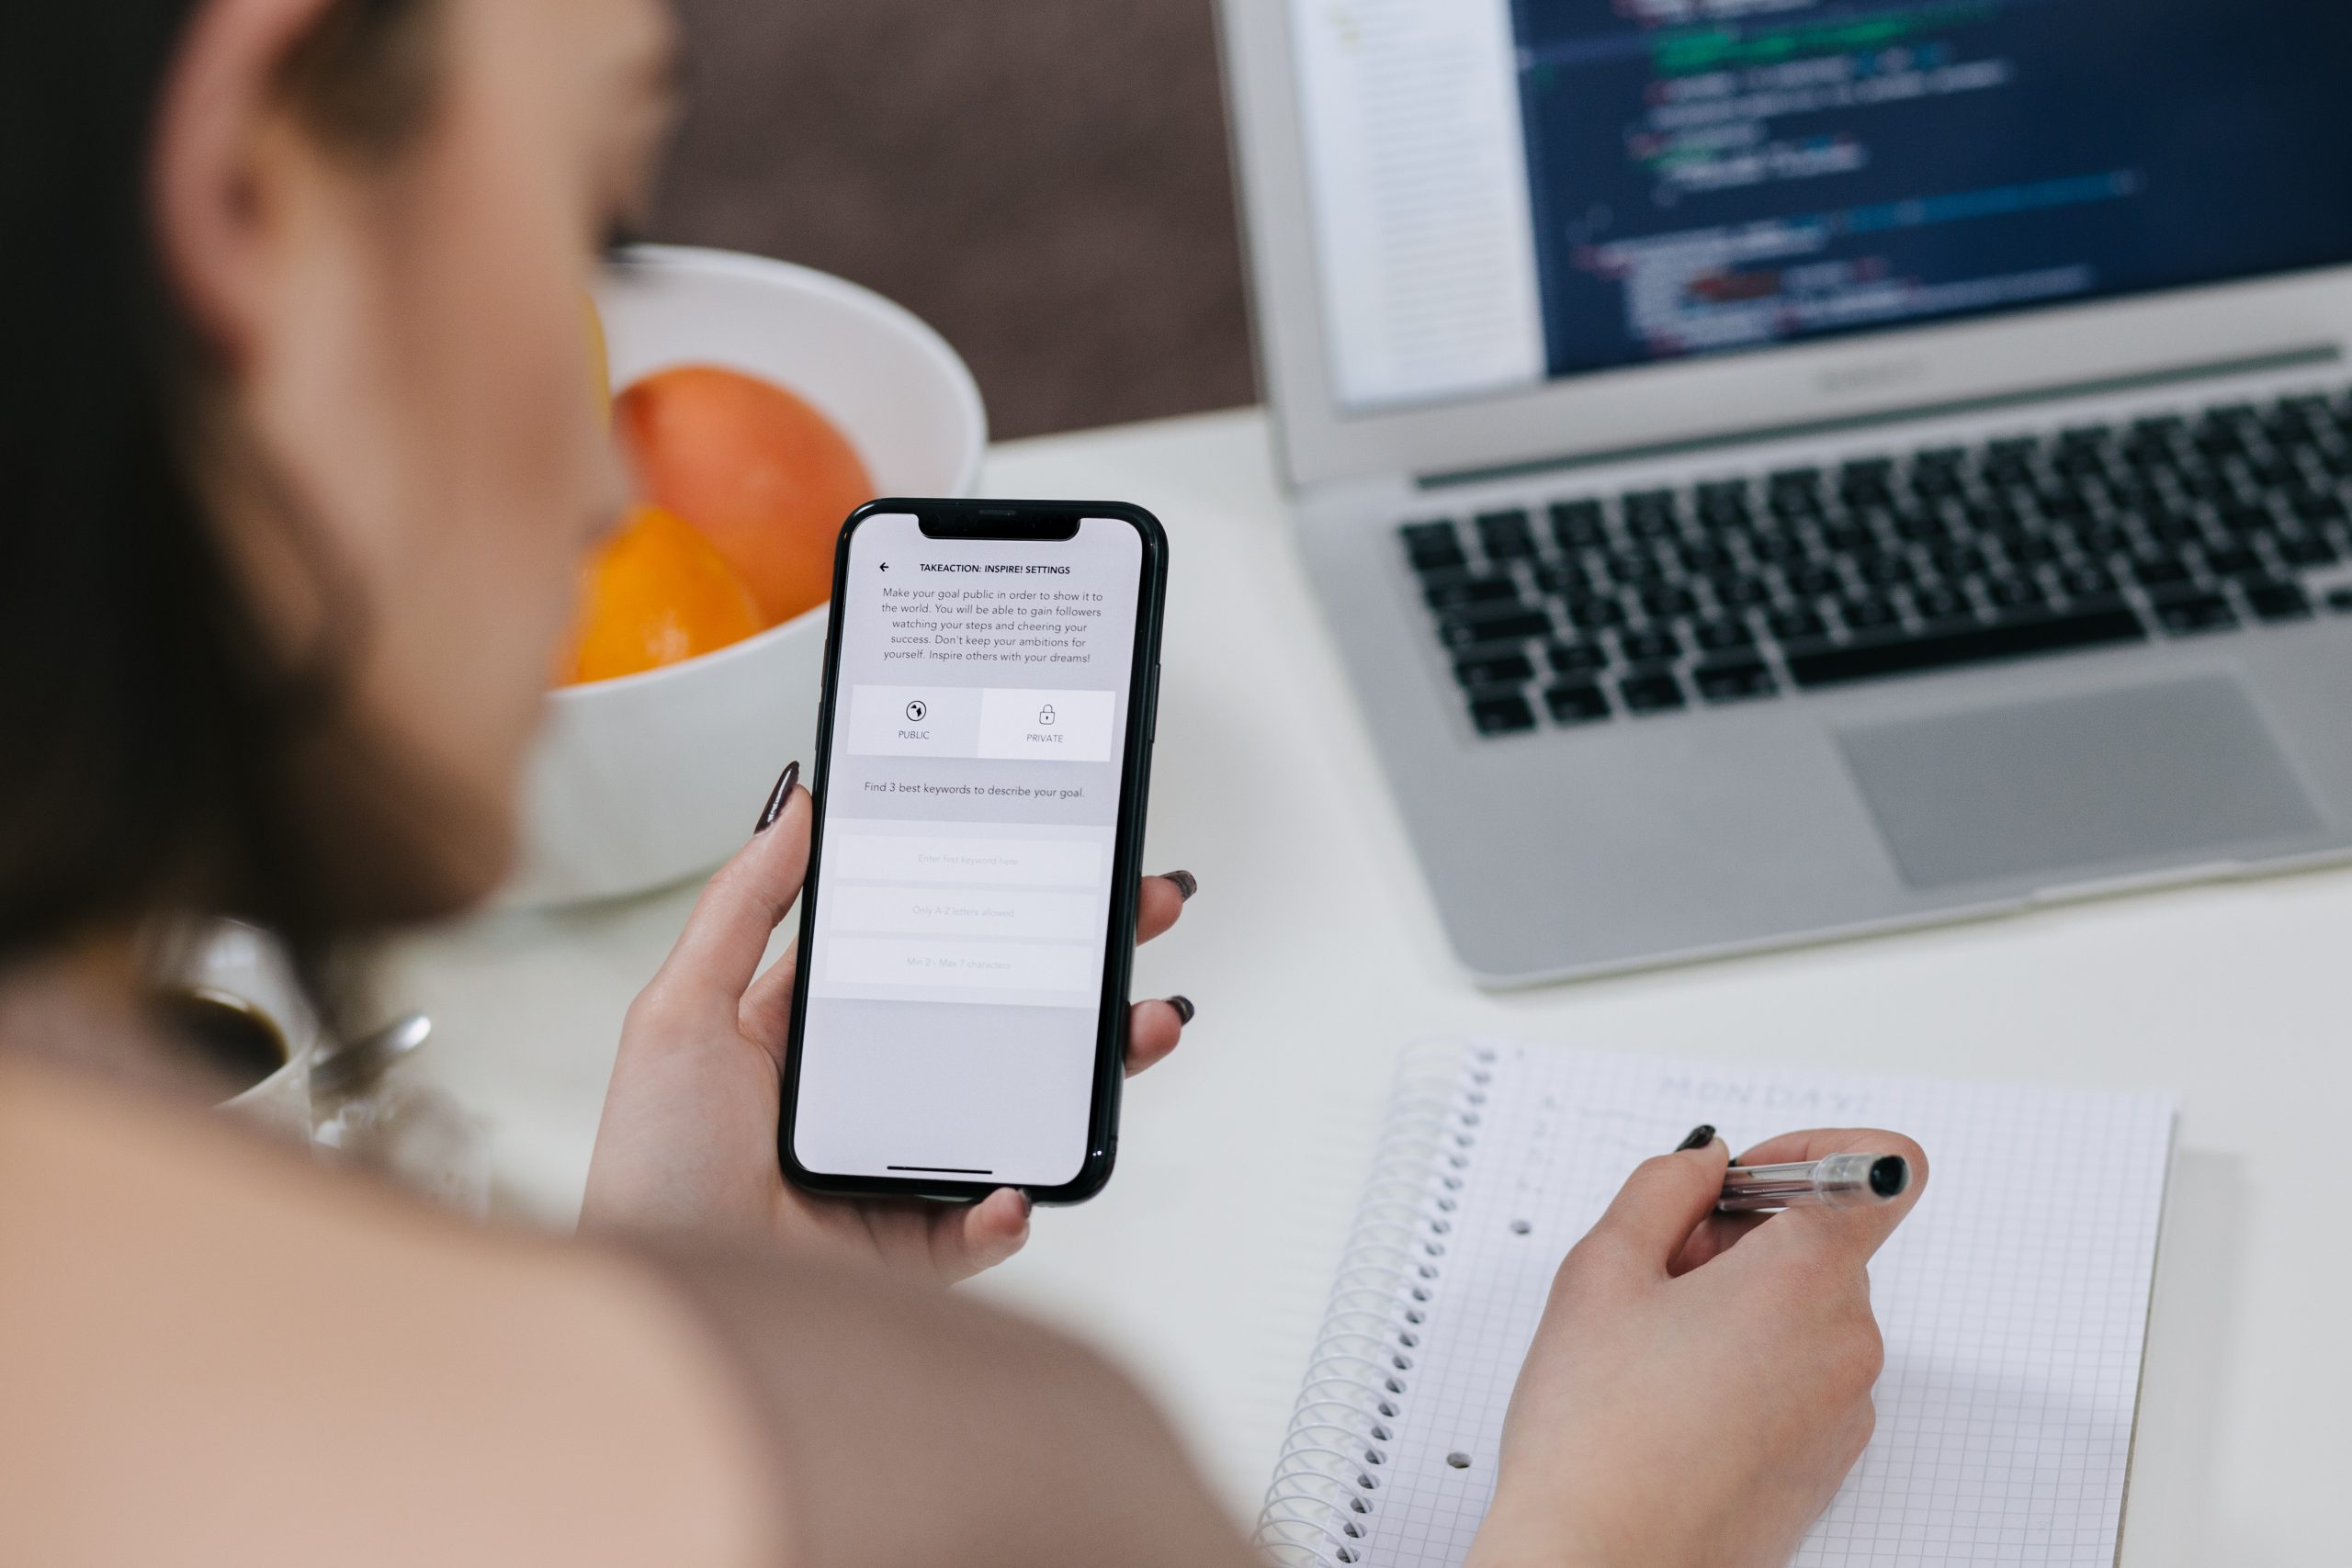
[{"x1": 150, "y1": 0, "x2": 340, "y2": 366}]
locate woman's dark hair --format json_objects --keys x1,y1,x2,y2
[{"x1": 0, "y1": 0, "x2": 440, "y2": 1002}]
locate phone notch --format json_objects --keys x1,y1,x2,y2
[{"x1": 921, "y1": 509, "x2": 1080, "y2": 541}]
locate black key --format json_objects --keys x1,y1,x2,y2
[
  {"x1": 1476, "y1": 510, "x2": 1538, "y2": 559},
  {"x1": 2152, "y1": 591, "x2": 2237, "y2": 637},
  {"x1": 1692, "y1": 617, "x2": 1755, "y2": 652},
  {"x1": 1546, "y1": 639, "x2": 1609, "y2": 676},
  {"x1": 1639, "y1": 584, "x2": 1699, "y2": 619},
  {"x1": 1894, "y1": 507, "x2": 1949, "y2": 543},
  {"x1": 2005, "y1": 533, "x2": 2060, "y2": 565},
  {"x1": 2131, "y1": 556, "x2": 2193, "y2": 590},
  {"x1": 1566, "y1": 595, "x2": 1627, "y2": 632},
  {"x1": 1625, "y1": 508, "x2": 1681, "y2": 542},
  {"x1": 1856, "y1": 553, "x2": 1914, "y2": 588},
  {"x1": 1694, "y1": 659, "x2": 1777, "y2": 704},
  {"x1": 1550, "y1": 499, "x2": 1608, "y2": 550},
  {"x1": 2296, "y1": 493, "x2": 2349, "y2": 526},
  {"x1": 1748, "y1": 530, "x2": 1807, "y2": 565},
  {"x1": 1768, "y1": 466, "x2": 1822, "y2": 494},
  {"x1": 1819, "y1": 519, "x2": 1875, "y2": 555},
  {"x1": 1985, "y1": 575, "x2": 2046, "y2": 610},
  {"x1": 1677, "y1": 540, "x2": 1734, "y2": 574},
  {"x1": 1424, "y1": 575, "x2": 1519, "y2": 613},
  {"x1": 1839, "y1": 595, "x2": 1900, "y2": 633},
  {"x1": 2054, "y1": 443, "x2": 2109, "y2": 479},
  {"x1": 1544, "y1": 682, "x2": 1611, "y2": 726},
  {"x1": 2058, "y1": 563, "x2": 2117, "y2": 598},
  {"x1": 1533, "y1": 559, "x2": 1590, "y2": 597},
  {"x1": 1788, "y1": 564, "x2": 1843, "y2": 600},
  {"x1": 1930, "y1": 542, "x2": 1988, "y2": 578},
  {"x1": 2204, "y1": 546, "x2": 2264, "y2": 579},
  {"x1": 2221, "y1": 503, "x2": 2278, "y2": 537},
  {"x1": 2280, "y1": 534, "x2": 2341, "y2": 568},
  {"x1": 2330, "y1": 587, "x2": 2352, "y2": 615},
  {"x1": 1604, "y1": 547, "x2": 1665, "y2": 583},
  {"x1": 1409, "y1": 536, "x2": 1468, "y2": 574},
  {"x1": 2037, "y1": 485, "x2": 2095, "y2": 520},
  {"x1": 1623, "y1": 487, "x2": 1678, "y2": 518},
  {"x1": 1468, "y1": 691, "x2": 1537, "y2": 736},
  {"x1": 1713, "y1": 573, "x2": 1774, "y2": 608},
  {"x1": 1618, "y1": 672, "x2": 1688, "y2": 715},
  {"x1": 1620, "y1": 626, "x2": 1682, "y2": 666},
  {"x1": 2245, "y1": 580, "x2": 2314, "y2": 622},
  {"x1": 1767, "y1": 606, "x2": 1828, "y2": 642},
  {"x1": 1440, "y1": 608, "x2": 1551, "y2": 649},
  {"x1": 1453, "y1": 650, "x2": 1536, "y2": 688},
  {"x1": 1402, "y1": 520, "x2": 1458, "y2": 551},
  {"x1": 1911, "y1": 584, "x2": 1974, "y2": 624},
  {"x1": 1785, "y1": 603, "x2": 2147, "y2": 689},
  {"x1": 2075, "y1": 521, "x2": 2133, "y2": 557}
]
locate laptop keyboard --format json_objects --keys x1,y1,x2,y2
[{"x1": 1404, "y1": 391, "x2": 2352, "y2": 737}]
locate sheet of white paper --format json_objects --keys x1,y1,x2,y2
[{"x1": 1300, "y1": 1042, "x2": 2173, "y2": 1568}]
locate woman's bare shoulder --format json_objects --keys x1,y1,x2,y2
[{"x1": 0, "y1": 1055, "x2": 783, "y2": 1568}]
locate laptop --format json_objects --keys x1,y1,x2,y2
[{"x1": 1215, "y1": 0, "x2": 2352, "y2": 985}]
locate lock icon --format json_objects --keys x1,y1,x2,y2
[{"x1": 1038, "y1": 704, "x2": 1057, "y2": 727}]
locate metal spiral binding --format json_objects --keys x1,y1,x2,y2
[{"x1": 1253, "y1": 1042, "x2": 1497, "y2": 1567}]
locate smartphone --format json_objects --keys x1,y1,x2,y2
[{"x1": 779, "y1": 498, "x2": 1169, "y2": 1204}]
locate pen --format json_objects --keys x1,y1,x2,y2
[{"x1": 1717, "y1": 1153, "x2": 1911, "y2": 1213}]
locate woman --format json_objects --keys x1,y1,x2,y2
[{"x1": 0, "y1": 1, "x2": 1927, "y2": 1564}]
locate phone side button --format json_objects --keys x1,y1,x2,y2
[{"x1": 1145, "y1": 662, "x2": 1161, "y2": 741}]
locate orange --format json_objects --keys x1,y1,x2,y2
[
  {"x1": 560, "y1": 503, "x2": 764, "y2": 685},
  {"x1": 614, "y1": 365, "x2": 874, "y2": 626}
]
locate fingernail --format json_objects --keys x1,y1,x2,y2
[
  {"x1": 1674, "y1": 1123, "x2": 1716, "y2": 1153},
  {"x1": 1166, "y1": 995, "x2": 1195, "y2": 1025},
  {"x1": 1014, "y1": 1190, "x2": 1034, "y2": 1218},
  {"x1": 1160, "y1": 870, "x2": 1198, "y2": 901},
  {"x1": 755, "y1": 761, "x2": 800, "y2": 832}
]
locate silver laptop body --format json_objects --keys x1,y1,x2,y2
[{"x1": 1217, "y1": 0, "x2": 2352, "y2": 984}]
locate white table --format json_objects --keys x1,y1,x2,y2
[{"x1": 385, "y1": 407, "x2": 2347, "y2": 1563}]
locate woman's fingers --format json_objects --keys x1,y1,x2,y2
[
  {"x1": 934, "y1": 1188, "x2": 1032, "y2": 1281},
  {"x1": 1579, "y1": 1134, "x2": 1731, "y2": 1280},
  {"x1": 736, "y1": 936, "x2": 801, "y2": 1064},
  {"x1": 1125, "y1": 996, "x2": 1193, "y2": 1076},
  {"x1": 651, "y1": 774, "x2": 810, "y2": 1006},
  {"x1": 1731, "y1": 1128, "x2": 1931, "y2": 1267},
  {"x1": 1136, "y1": 871, "x2": 1193, "y2": 945}
]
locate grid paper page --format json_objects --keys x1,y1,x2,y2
[{"x1": 1345, "y1": 1043, "x2": 2173, "y2": 1568}]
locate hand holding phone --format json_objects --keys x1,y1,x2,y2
[{"x1": 780, "y1": 500, "x2": 1169, "y2": 1204}]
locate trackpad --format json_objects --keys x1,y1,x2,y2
[{"x1": 1837, "y1": 675, "x2": 2324, "y2": 889}]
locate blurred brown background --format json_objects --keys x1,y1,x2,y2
[{"x1": 650, "y1": 0, "x2": 1259, "y2": 442}]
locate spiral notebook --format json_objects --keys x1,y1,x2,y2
[{"x1": 1256, "y1": 1042, "x2": 2175, "y2": 1567}]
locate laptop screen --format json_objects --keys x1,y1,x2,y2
[{"x1": 1288, "y1": 0, "x2": 2352, "y2": 412}]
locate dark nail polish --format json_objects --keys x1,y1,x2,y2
[
  {"x1": 1161, "y1": 870, "x2": 1198, "y2": 901},
  {"x1": 1674, "y1": 1123, "x2": 1716, "y2": 1153},
  {"x1": 755, "y1": 761, "x2": 800, "y2": 832},
  {"x1": 1166, "y1": 995, "x2": 1195, "y2": 1025}
]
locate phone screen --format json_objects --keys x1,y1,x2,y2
[{"x1": 791, "y1": 512, "x2": 1148, "y2": 1188}]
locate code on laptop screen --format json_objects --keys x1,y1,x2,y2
[{"x1": 1287, "y1": 0, "x2": 2352, "y2": 409}]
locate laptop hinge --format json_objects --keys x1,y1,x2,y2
[{"x1": 1415, "y1": 343, "x2": 2344, "y2": 491}]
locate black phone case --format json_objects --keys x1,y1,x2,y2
[{"x1": 777, "y1": 498, "x2": 1169, "y2": 1205}]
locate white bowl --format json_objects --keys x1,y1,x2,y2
[{"x1": 503, "y1": 245, "x2": 987, "y2": 906}]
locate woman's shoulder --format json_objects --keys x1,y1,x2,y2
[{"x1": 0, "y1": 1055, "x2": 782, "y2": 1568}]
